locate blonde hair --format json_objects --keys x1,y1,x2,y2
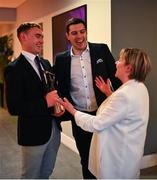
[{"x1": 120, "y1": 48, "x2": 151, "y2": 82}]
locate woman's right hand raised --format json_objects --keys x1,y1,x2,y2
[{"x1": 95, "y1": 76, "x2": 113, "y2": 97}]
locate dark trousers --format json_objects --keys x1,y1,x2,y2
[{"x1": 71, "y1": 111, "x2": 96, "y2": 179}]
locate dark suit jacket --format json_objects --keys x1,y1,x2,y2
[
  {"x1": 54, "y1": 42, "x2": 121, "y2": 121},
  {"x1": 4, "y1": 54, "x2": 60, "y2": 146}
]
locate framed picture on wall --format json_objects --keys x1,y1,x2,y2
[{"x1": 52, "y1": 4, "x2": 87, "y2": 63}]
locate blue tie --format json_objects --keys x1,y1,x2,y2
[{"x1": 34, "y1": 56, "x2": 46, "y2": 86}]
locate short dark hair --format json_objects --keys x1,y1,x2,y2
[
  {"x1": 66, "y1": 18, "x2": 86, "y2": 34},
  {"x1": 17, "y1": 22, "x2": 42, "y2": 38}
]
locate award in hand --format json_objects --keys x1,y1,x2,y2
[{"x1": 44, "y1": 71, "x2": 65, "y2": 116}]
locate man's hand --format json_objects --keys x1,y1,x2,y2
[{"x1": 45, "y1": 90, "x2": 59, "y2": 107}]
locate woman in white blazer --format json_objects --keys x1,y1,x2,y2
[{"x1": 58, "y1": 48, "x2": 151, "y2": 179}]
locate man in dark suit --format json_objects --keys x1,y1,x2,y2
[
  {"x1": 4, "y1": 22, "x2": 61, "y2": 179},
  {"x1": 54, "y1": 18, "x2": 121, "y2": 179}
]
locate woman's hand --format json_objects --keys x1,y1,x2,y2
[
  {"x1": 57, "y1": 97, "x2": 77, "y2": 116},
  {"x1": 95, "y1": 76, "x2": 113, "y2": 97}
]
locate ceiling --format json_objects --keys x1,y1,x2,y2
[
  {"x1": 0, "y1": 0, "x2": 27, "y2": 34},
  {"x1": 0, "y1": 0, "x2": 26, "y2": 8}
]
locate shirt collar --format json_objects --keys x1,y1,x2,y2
[
  {"x1": 70, "y1": 42, "x2": 89, "y2": 57},
  {"x1": 22, "y1": 50, "x2": 39, "y2": 62}
]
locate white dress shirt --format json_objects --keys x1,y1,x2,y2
[
  {"x1": 22, "y1": 51, "x2": 43, "y2": 80},
  {"x1": 70, "y1": 44, "x2": 98, "y2": 112}
]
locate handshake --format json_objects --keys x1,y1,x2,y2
[{"x1": 45, "y1": 90, "x2": 65, "y2": 117}]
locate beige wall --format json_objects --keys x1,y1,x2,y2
[
  {"x1": 4, "y1": 0, "x2": 111, "y2": 148},
  {"x1": 13, "y1": 0, "x2": 111, "y2": 61},
  {"x1": 0, "y1": 24, "x2": 15, "y2": 36}
]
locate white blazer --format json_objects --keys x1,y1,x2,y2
[{"x1": 74, "y1": 79, "x2": 149, "y2": 179}]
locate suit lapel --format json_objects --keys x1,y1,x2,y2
[
  {"x1": 89, "y1": 43, "x2": 96, "y2": 81},
  {"x1": 19, "y1": 54, "x2": 45, "y2": 85},
  {"x1": 64, "y1": 51, "x2": 71, "y2": 86}
]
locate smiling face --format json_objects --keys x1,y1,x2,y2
[
  {"x1": 116, "y1": 48, "x2": 151, "y2": 83},
  {"x1": 115, "y1": 53, "x2": 132, "y2": 83},
  {"x1": 66, "y1": 23, "x2": 87, "y2": 55},
  {"x1": 19, "y1": 27, "x2": 43, "y2": 55}
]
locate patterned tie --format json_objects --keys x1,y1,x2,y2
[{"x1": 34, "y1": 56, "x2": 46, "y2": 86}]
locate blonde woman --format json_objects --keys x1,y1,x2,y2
[{"x1": 58, "y1": 48, "x2": 151, "y2": 179}]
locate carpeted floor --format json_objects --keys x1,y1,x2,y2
[
  {"x1": 0, "y1": 108, "x2": 82, "y2": 179},
  {"x1": 0, "y1": 108, "x2": 156, "y2": 179}
]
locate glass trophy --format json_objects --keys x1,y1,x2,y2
[{"x1": 44, "y1": 70, "x2": 64, "y2": 116}]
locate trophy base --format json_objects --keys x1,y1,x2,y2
[{"x1": 52, "y1": 103, "x2": 65, "y2": 117}]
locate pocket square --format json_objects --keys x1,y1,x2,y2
[{"x1": 96, "y1": 58, "x2": 104, "y2": 64}]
